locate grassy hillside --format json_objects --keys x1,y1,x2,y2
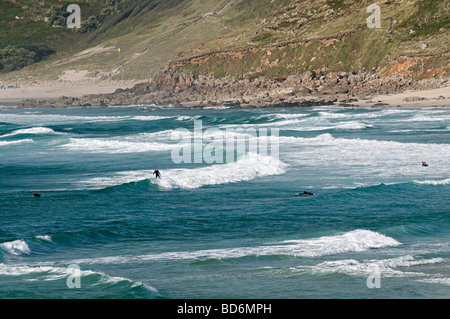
[
  {"x1": 0, "y1": 0, "x2": 112, "y2": 49},
  {"x1": 0, "y1": 0, "x2": 117, "y2": 78},
  {"x1": 64, "y1": 0, "x2": 294, "y2": 80},
  {"x1": 172, "y1": 0, "x2": 450, "y2": 80},
  {"x1": 0, "y1": 0, "x2": 448, "y2": 82},
  {"x1": 0, "y1": 0, "x2": 293, "y2": 81}
]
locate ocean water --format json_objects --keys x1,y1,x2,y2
[{"x1": 0, "y1": 105, "x2": 449, "y2": 299}]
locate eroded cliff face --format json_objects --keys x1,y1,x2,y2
[
  {"x1": 165, "y1": 0, "x2": 450, "y2": 83},
  {"x1": 14, "y1": 66, "x2": 448, "y2": 109},
  {"x1": 380, "y1": 52, "x2": 450, "y2": 80},
  {"x1": 169, "y1": 38, "x2": 449, "y2": 82},
  {"x1": 7, "y1": 0, "x2": 450, "y2": 109}
]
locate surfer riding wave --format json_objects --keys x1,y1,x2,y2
[{"x1": 153, "y1": 168, "x2": 161, "y2": 179}]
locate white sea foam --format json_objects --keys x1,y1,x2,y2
[
  {"x1": 0, "y1": 263, "x2": 159, "y2": 292},
  {"x1": 0, "y1": 264, "x2": 55, "y2": 276},
  {"x1": 414, "y1": 178, "x2": 450, "y2": 186},
  {"x1": 0, "y1": 127, "x2": 57, "y2": 138},
  {"x1": 330, "y1": 122, "x2": 374, "y2": 130},
  {"x1": 155, "y1": 153, "x2": 286, "y2": 189},
  {"x1": 0, "y1": 113, "x2": 170, "y2": 125},
  {"x1": 202, "y1": 106, "x2": 231, "y2": 110},
  {"x1": 130, "y1": 115, "x2": 172, "y2": 121},
  {"x1": 400, "y1": 113, "x2": 450, "y2": 122},
  {"x1": 272, "y1": 113, "x2": 310, "y2": 119},
  {"x1": 418, "y1": 277, "x2": 450, "y2": 286},
  {"x1": 287, "y1": 121, "x2": 374, "y2": 131},
  {"x1": 69, "y1": 229, "x2": 400, "y2": 265},
  {"x1": 252, "y1": 113, "x2": 311, "y2": 121},
  {"x1": 79, "y1": 153, "x2": 287, "y2": 189},
  {"x1": 124, "y1": 130, "x2": 179, "y2": 143},
  {"x1": 223, "y1": 115, "x2": 374, "y2": 131},
  {"x1": 0, "y1": 139, "x2": 34, "y2": 147},
  {"x1": 274, "y1": 132, "x2": 434, "y2": 148},
  {"x1": 176, "y1": 115, "x2": 202, "y2": 121},
  {"x1": 390, "y1": 126, "x2": 450, "y2": 133},
  {"x1": 278, "y1": 229, "x2": 401, "y2": 256},
  {"x1": 0, "y1": 114, "x2": 123, "y2": 124},
  {"x1": 0, "y1": 240, "x2": 31, "y2": 255},
  {"x1": 62, "y1": 137, "x2": 183, "y2": 153},
  {"x1": 298, "y1": 255, "x2": 445, "y2": 279},
  {"x1": 277, "y1": 133, "x2": 450, "y2": 171},
  {"x1": 256, "y1": 131, "x2": 450, "y2": 189},
  {"x1": 220, "y1": 119, "x2": 302, "y2": 128},
  {"x1": 105, "y1": 128, "x2": 264, "y2": 146},
  {"x1": 245, "y1": 108, "x2": 450, "y2": 132},
  {"x1": 317, "y1": 109, "x2": 404, "y2": 120},
  {"x1": 35, "y1": 235, "x2": 52, "y2": 242}
]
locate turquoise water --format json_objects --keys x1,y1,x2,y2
[{"x1": 0, "y1": 105, "x2": 449, "y2": 298}]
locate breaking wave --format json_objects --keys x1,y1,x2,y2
[
  {"x1": 0, "y1": 127, "x2": 58, "y2": 138},
  {"x1": 61, "y1": 137, "x2": 182, "y2": 153},
  {"x1": 0, "y1": 139, "x2": 34, "y2": 147},
  {"x1": 0, "y1": 263, "x2": 159, "y2": 296},
  {"x1": 79, "y1": 153, "x2": 287, "y2": 190},
  {"x1": 0, "y1": 240, "x2": 31, "y2": 256},
  {"x1": 414, "y1": 178, "x2": 450, "y2": 186},
  {"x1": 68, "y1": 229, "x2": 400, "y2": 264}
]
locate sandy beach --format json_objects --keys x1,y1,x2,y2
[
  {"x1": 350, "y1": 85, "x2": 450, "y2": 108},
  {"x1": 0, "y1": 82, "x2": 136, "y2": 104},
  {"x1": 0, "y1": 69, "x2": 138, "y2": 104},
  {"x1": 0, "y1": 77, "x2": 448, "y2": 108}
]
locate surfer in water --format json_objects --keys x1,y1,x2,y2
[
  {"x1": 153, "y1": 168, "x2": 161, "y2": 179},
  {"x1": 422, "y1": 162, "x2": 429, "y2": 167},
  {"x1": 34, "y1": 192, "x2": 41, "y2": 197},
  {"x1": 301, "y1": 190, "x2": 315, "y2": 196}
]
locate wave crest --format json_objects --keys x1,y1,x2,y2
[
  {"x1": 0, "y1": 127, "x2": 57, "y2": 138},
  {"x1": 414, "y1": 178, "x2": 450, "y2": 186},
  {"x1": 0, "y1": 240, "x2": 31, "y2": 255},
  {"x1": 62, "y1": 138, "x2": 182, "y2": 153},
  {"x1": 0, "y1": 139, "x2": 34, "y2": 147},
  {"x1": 69, "y1": 229, "x2": 400, "y2": 264},
  {"x1": 80, "y1": 153, "x2": 287, "y2": 190}
]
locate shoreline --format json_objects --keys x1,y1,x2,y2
[
  {"x1": 1, "y1": 73, "x2": 449, "y2": 109},
  {"x1": 0, "y1": 80, "x2": 137, "y2": 104},
  {"x1": 348, "y1": 85, "x2": 450, "y2": 108}
]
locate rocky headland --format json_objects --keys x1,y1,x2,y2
[{"x1": 10, "y1": 70, "x2": 449, "y2": 109}]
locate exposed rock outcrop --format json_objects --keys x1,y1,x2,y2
[{"x1": 13, "y1": 69, "x2": 449, "y2": 109}]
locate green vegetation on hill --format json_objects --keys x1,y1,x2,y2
[
  {"x1": 0, "y1": 0, "x2": 296, "y2": 80},
  {"x1": 0, "y1": 44, "x2": 54, "y2": 73},
  {"x1": 0, "y1": 0, "x2": 107, "y2": 48},
  {"x1": 172, "y1": 0, "x2": 449, "y2": 80},
  {"x1": 0, "y1": 0, "x2": 113, "y2": 74},
  {"x1": 0, "y1": 0, "x2": 448, "y2": 81}
]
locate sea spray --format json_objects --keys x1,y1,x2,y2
[
  {"x1": 0, "y1": 240, "x2": 31, "y2": 255},
  {"x1": 79, "y1": 153, "x2": 287, "y2": 190}
]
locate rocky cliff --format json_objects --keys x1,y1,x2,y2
[
  {"x1": 14, "y1": 69, "x2": 449, "y2": 109},
  {"x1": 4, "y1": 0, "x2": 449, "y2": 108}
]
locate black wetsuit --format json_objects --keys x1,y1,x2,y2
[{"x1": 153, "y1": 170, "x2": 161, "y2": 179}]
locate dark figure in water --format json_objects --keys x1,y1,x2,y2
[
  {"x1": 301, "y1": 191, "x2": 315, "y2": 195},
  {"x1": 422, "y1": 162, "x2": 429, "y2": 167},
  {"x1": 153, "y1": 168, "x2": 161, "y2": 179},
  {"x1": 34, "y1": 192, "x2": 41, "y2": 197}
]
